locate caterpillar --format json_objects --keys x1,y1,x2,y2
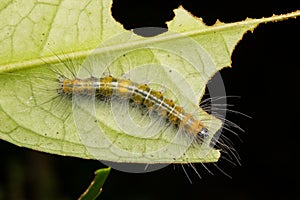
[{"x1": 58, "y1": 74, "x2": 209, "y2": 140}]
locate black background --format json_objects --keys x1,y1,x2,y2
[{"x1": 1, "y1": 0, "x2": 300, "y2": 199}]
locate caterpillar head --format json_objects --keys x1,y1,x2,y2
[{"x1": 198, "y1": 127, "x2": 209, "y2": 139}]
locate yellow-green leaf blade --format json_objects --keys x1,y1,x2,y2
[
  {"x1": 0, "y1": 0, "x2": 299, "y2": 164},
  {"x1": 0, "y1": 0, "x2": 126, "y2": 67},
  {"x1": 168, "y1": 7, "x2": 300, "y2": 69}
]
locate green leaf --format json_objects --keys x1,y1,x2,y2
[
  {"x1": 78, "y1": 167, "x2": 110, "y2": 200},
  {"x1": 0, "y1": 0, "x2": 299, "y2": 164}
]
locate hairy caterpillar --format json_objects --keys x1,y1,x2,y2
[{"x1": 58, "y1": 74, "x2": 209, "y2": 139}]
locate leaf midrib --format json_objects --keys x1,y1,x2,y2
[{"x1": 1, "y1": 10, "x2": 299, "y2": 73}]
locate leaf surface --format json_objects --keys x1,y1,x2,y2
[{"x1": 0, "y1": 0, "x2": 299, "y2": 163}]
